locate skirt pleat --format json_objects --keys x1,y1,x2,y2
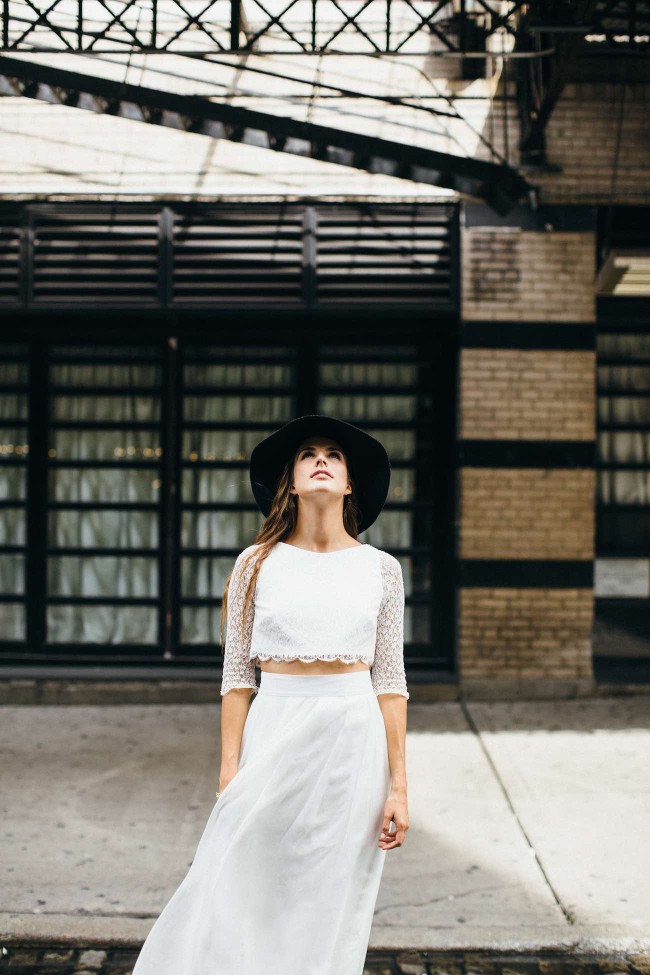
[{"x1": 132, "y1": 669, "x2": 391, "y2": 975}]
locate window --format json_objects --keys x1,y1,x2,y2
[
  {"x1": 594, "y1": 323, "x2": 650, "y2": 671},
  {"x1": 0, "y1": 334, "x2": 455, "y2": 678},
  {"x1": 0, "y1": 344, "x2": 29, "y2": 642}
]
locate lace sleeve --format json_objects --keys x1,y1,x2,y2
[
  {"x1": 371, "y1": 551, "x2": 410, "y2": 699},
  {"x1": 220, "y1": 546, "x2": 259, "y2": 697}
]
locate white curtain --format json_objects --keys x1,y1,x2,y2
[{"x1": 598, "y1": 332, "x2": 650, "y2": 505}]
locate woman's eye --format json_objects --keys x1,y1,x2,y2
[{"x1": 302, "y1": 450, "x2": 340, "y2": 458}]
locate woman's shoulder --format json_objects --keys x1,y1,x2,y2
[
  {"x1": 371, "y1": 545, "x2": 399, "y2": 564},
  {"x1": 233, "y1": 542, "x2": 263, "y2": 571},
  {"x1": 372, "y1": 547, "x2": 403, "y2": 581},
  {"x1": 240, "y1": 542, "x2": 262, "y2": 556}
]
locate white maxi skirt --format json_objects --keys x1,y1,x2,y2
[{"x1": 131, "y1": 669, "x2": 392, "y2": 975}]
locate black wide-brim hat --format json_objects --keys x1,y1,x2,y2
[{"x1": 249, "y1": 414, "x2": 391, "y2": 534}]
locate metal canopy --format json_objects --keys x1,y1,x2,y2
[
  {"x1": 0, "y1": 52, "x2": 532, "y2": 214},
  {"x1": 3, "y1": 1, "x2": 645, "y2": 209}
]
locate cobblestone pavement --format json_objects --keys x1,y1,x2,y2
[{"x1": 1, "y1": 945, "x2": 650, "y2": 975}]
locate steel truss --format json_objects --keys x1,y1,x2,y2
[
  {"x1": 1, "y1": 0, "x2": 648, "y2": 57},
  {"x1": 0, "y1": 0, "x2": 533, "y2": 57}
]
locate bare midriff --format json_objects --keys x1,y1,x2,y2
[{"x1": 257, "y1": 657, "x2": 370, "y2": 676}]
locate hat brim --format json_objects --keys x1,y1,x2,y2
[{"x1": 249, "y1": 415, "x2": 391, "y2": 534}]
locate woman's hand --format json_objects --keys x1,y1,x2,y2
[
  {"x1": 378, "y1": 789, "x2": 409, "y2": 849},
  {"x1": 217, "y1": 767, "x2": 237, "y2": 795}
]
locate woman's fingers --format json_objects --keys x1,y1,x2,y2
[{"x1": 378, "y1": 809, "x2": 409, "y2": 848}]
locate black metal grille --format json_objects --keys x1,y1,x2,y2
[
  {"x1": 316, "y1": 205, "x2": 454, "y2": 305},
  {"x1": 32, "y1": 209, "x2": 161, "y2": 306},
  {"x1": 593, "y1": 318, "x2": 650, "y2": 676},
  {"x1": 0, "y1": 202, "x2": 458, "y2": 311},
  {"x1": 46, "y1": 344, "x2": 165, "y2": 657},
  {"x1": 173, "y1": 208, "x2": 305, "y2": 306},
  {"x1": 0, "y1": 219, "x2": 20, "y2": 303}
]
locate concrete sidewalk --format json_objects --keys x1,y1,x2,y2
[{"x1": 1, "y1": 695, "x2": 648, "y2": 957}]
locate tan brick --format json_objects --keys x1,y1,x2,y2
[{"x1": 459, "y1": 587, "x2": 594, "y2": 680}]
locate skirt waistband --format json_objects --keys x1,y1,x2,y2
[{"x1": 258, "y1": 669, "x2": 373, "y2": 697}]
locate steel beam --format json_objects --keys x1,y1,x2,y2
[
  {"x1": 0, "y1": 54, "x2": 532, "y2": 214},
  {"x1": 519, "y1": 0, "x2": 602, "y2": 163}
]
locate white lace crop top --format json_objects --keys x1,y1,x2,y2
[{"x1": 220, "y1": 541, "x2": 409, "y2": 699}]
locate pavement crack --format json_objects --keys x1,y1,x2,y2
[
  {"x1": 460, "y1": 697, "x2": 576, "y2": 926},
  {"x1": 373, "y1": 883, "x2": 518, "y2": 917}
]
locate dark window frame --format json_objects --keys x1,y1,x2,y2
[{"x1": 0, "y1": 315, "x2": 459, "y2": 683}]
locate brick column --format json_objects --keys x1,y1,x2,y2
[{"x1": 457, "y1": 219, "x2": 597, "y2": 698}]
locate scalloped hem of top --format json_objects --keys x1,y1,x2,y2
[{"x1": 254, "y1": 653, "x2": 374, "y2": 666}]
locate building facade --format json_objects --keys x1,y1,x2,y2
[{"x1": 0, "y1": 17, "x2": 648, "y2": 700}]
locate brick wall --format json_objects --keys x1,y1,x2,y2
[
  {"x1": 475, "y1": 81, "x2": 650, "y2": 206},
  {"x1": 459, "y1": 587, "x2": 594, "y2": 681},
  {"x1": 459, "y1": 349, "x2": 595, "y2": 441},
  {"x1": 461, "y1": 228, "x2": 596, "y2": 322},
  {"x1": 534, "y1": 82, "x2": 650, "y2": 205},
  {"x1": 457, "y1": 466, "x2": 596, "y2": 687},
  {"x1": 458, "y1": 212, "x2": 597, "y2": 694},
  {"x1": 459, "y1": 468, "x2": 596, "y2": 561}
]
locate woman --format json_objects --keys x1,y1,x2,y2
[{"x1": 132, "y1": 413, "x2": 409, "y2": 975}]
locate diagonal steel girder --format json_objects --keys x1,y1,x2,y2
[
  {"x1": 519, "y1": 0, "x2": 602, "y2": 162},
  {"x1": 0, "y1": 54, "x2": 532, "y2": 215}
]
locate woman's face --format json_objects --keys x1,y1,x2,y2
[{"x1": 290, "y1": 437, "x2": 351, "y2": 502}]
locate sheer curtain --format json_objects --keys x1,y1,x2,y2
[
  {"x1": 180, "y1": 350, "x2": 293, "y2": 646},
  {"x1": 595, "y1": 329, "x2": 650, "y2": 660},
  {"x1": 0, "y1": 348, "x2": 29, "y2": 641},
  {"x1": 48, "y1": 347, "x2": 162, "y2": 644},
  {"x1": 597, "y1": 332, "x2": 650, "y2": 519}
]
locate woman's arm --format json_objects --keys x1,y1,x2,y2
[
  {"x1": 378, "y1": 693, "x2": 408, "y2": 790},
  {"x1": 377, "y1": 693, "x2": 408, "y2": 849},
  {"x1": 219, "y1": 687, "x2": 254, "y2": 791},
  {"x1": 218, "y1": 547, "x2": 259, "y2": 792},
  {"x1": 372, "y1": 551, "x2": 409, "y2": 849}
]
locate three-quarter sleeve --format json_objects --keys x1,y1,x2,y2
[
  {"x1": 371, "y1": 551, "x2": 410, "y2": 699},
  {"x1": 220, "y1": 546, "x2": 259, "y2": 697}
]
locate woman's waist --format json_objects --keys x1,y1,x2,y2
[
  {"x1": 254, "y1": 651, "x2": 372, "y2": 673},
  {"x1": 257, "y1": 667, "x2": 373, "y2": 696}
]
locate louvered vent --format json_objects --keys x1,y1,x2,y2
[
  {"x1": 173, "y1": 207, "x2": 305, "y2": 305},
  {"x1": 0, "y1": 203, "x2": 457, "y2": 309},
  {"x1": 31, "y1": 208, "x2": 160, "y2": 305},
  {"x1": 315, "y1": 204, "x2": 455, "y2": 304},
  {"x1": 0, "y1": 210, "x2": 21, "y2": 305}
]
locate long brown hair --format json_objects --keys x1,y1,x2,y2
[{"x1": 219, "y1": 441, "x2": 363, "y2": 652}]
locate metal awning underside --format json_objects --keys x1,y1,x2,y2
[
  {"x1": 0, "y1": 55, "x2": 529, "y2": 213},
  {"x1": 0, "y1": 2, "x2": 551, "y2": 214},
  {"x1": 0, "y1": 2, "x2": 648, "y2": 209}
]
